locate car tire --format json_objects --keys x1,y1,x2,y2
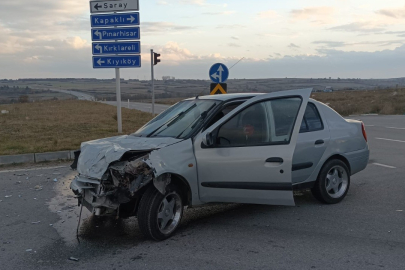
[
  {"x1": 137, "y1": 185, "x2": 184, "y2": 241},
  {"x1": 311, "y1": 159, "x2": 350, "y2": 204}
]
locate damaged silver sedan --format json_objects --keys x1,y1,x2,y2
[{"x1": 70, "y1": 89, "x2": 369, "y2": 240}]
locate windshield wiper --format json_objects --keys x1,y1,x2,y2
[
  {"x1": 149, "y1": 104, "x2": 197, "y2": 137},
  {"x1": 176, "y1": 103, "x2": 217, "y2": 139}
]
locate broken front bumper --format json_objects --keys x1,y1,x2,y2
[
  {"x1": 70, "y1": 176, "x2": 120, "y2": 216},
  {"x1": 70, "y1": 154, "x2": 170, "y2": 217}
]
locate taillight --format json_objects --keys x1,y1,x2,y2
[{"x1": 361, "y1": 122, "x2": 368, "y2": 142}]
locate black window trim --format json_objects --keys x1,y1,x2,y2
[
  {"x1": 299, "y1": 102, "x2": 324, "y2": 134},
  {"x1": 205, "y1": 95, "x2": 304, "y2": 149}
]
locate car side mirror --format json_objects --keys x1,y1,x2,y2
[{"x1": 202, "y1": 132, "x2": 214, "y2": 147}]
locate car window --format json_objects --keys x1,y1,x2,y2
[
  {"x1": 205, "y1": 101, "x2": 245, "y2": 130},
  {"x1": 216, "y1": 97, "x2": 302, "y2": 147},
  {"x1": 300, "y1": 103, "x2": 323, "y2": 133}
]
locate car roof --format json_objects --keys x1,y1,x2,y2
[
  {"x1": 186, "y1": 93, "x2": 263, "y2": 102},
  {"x1": 186, "y1": 92, "x2": 319, "y2": 103}
]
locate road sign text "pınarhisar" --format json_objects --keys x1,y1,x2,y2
[{"x1": 91, "y1": 28, "x2": 140, "y2": 41}]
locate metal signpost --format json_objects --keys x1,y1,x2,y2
[
  {"x1": 90, "y1": 0, "x2": 141, "y2": 133},
  {"x1": 209, "y1": 63, "x2": 229, "y2": 95}
]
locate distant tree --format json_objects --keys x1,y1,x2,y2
[{"x1": 18, "y1": 95, "x2": 29, "y2": 103}]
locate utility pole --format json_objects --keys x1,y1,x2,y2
[{"x1": 151, "y1": 49, "x2": 161, "y2": 116}]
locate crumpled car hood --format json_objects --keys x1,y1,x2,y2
[{"x1": 77, "y1": 135, "x2": 182, "y2": 179}]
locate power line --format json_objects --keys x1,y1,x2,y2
[{"x1": 229, "y1": 57, "x2": 245, "y2": 70}]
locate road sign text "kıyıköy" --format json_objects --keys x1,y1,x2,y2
[
  {"x1": 93, "y1": 55, "x2": 141, "y2": 68},
  {"x1": 92, "y1": 42, "x2": 140, "y2": 55},
  {"x1": 91, "y1": 28, "x2": 140, "y2": 41}
]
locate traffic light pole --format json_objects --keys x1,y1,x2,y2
[{"x1": 150, "y1": 49, "x2": 155, "y2": 116}]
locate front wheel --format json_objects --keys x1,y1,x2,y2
[
  {"x1": 311, "y1": 159, "x2": 350, "y2": 204},
  {"x1": 137, "y1": 185, "x2": 184, "y2": 241}
]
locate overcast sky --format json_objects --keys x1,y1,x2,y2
[{"x1": 1, "y1": 0, "x2": 405, "y2": 79}]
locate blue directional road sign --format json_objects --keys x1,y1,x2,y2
[
  {"x1": 93, "y1": 55, "x2": 141, "y2": 69},
  {"x1": 91, "y1": 27, "x2": 140, "y2": 41},
  {"x1": 92, "y1": 41, "x2": 140, "y2": 55},
  {"x1": 209, "y1": 63, "x2": 229, "y2": 83},
  {"x1": 91, "y1": 12, "x2": 140, "y2": 28}
]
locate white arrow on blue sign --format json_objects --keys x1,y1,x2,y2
[
  {"x1": 209, "y1": 63, "x2": 229, "y2": 83},
  {"x1": 91, "y1": 12, "x2": 140, "y2": 28},
  {"x1": 91, "y1": 27, "x2": 140, "y2": 41},
  {"x1": 92, "y1": 41, "x2": 140, "y2": 55},
  {"x1": 93, "y1": 55, "x2": 141, "y2": 69}
]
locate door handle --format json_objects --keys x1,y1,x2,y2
[
  {"x1": 315, "y1": 140, "x2": 324, "y2": 145},
  {"x1": 266, "y1": 157, "x2": 284, "y2": 163}
]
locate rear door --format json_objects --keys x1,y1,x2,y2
[
  {"x1": 193, "y1": 89, "x2": 312, "y2": 206},
  {"x1": 293, "y1": 102, "x2": 330, "y2": 184}
]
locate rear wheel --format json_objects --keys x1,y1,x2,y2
[
  {"x1": 311, "y1": 159, "x2": 350, "y2": 204},
  {"x1": 137, "y1": 185, "x2": 184, "y2": 241}
]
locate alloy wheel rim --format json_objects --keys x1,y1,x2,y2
[
  {"x1": 157, "y1": 192, "x2": 183, "y2": 235},
  {"x1": 325, "y1": 165, "x2": 348, "y2": 199}
]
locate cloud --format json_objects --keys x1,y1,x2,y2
[
  {"x1": 384, "y1": 31, "x2": 405, "y2": 37},
  {"x1": 312, "y1": 41, "x2": 346, "y2": 48},
  {"x1": 178, "y1": 0, "x2": 206, "y2": 6},
  {"x1": 257, "y1": 10, "x2": 279, "y2": 19},
  {"x1": 142, "y1": 22, "x2": 197, "y2": 33},
  {"x1": 288, "y1": 43, "x2": 300, "y2": 49},
  {"x1": 313, "y1": 40, "x2": 405, "y2": 49},
  {"x1": 228, "y1": 43, "x2": 241, "y2": 48},
  {"x1": 203, "y1": 11, "x2": 235, "y2": 15},
  {"x1": 328, "y1": 22, "x2": 386, "y2": 33},
  {"x1": 290, "y1": 6, "x2": 335, "y2": 22},
  {"x1": 376, "y1": 5, "x2": 405, "y2": 18},
  {"x1": 216, "y1": 24, "x2": 246, "y2": 29}
]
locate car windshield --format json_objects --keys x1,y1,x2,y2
[{"x1": 133, "y1": 99, "x2": 218, "y2": 139}]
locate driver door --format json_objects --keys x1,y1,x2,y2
[{"x1": 193, "y1": 89, "x2": 312, "y2": 206}]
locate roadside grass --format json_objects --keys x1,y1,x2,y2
[
  {"x1": 150, "y1": 88, "x2": 405, "y2": 116},
  {"x1": 312, "y1": 88, "x2": 405, "y2": 116},
  {"x1": 0, "y1": 100, "x2": 153, "y2": 156}
]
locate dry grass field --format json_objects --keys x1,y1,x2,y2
[
  {"x1": 312, "y1": 88, "x2": 405, "y2": 116},
  {"x1": 0, "y1": 88, "x2": 403, "y2": 156},
  {"x1": 151, "y1": 88, "x2": 405, "y2": 116},
  {"x1": 0, "y1": 100, "x2": 153, "y2": 155}
]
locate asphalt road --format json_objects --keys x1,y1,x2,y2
[
  {"x1": 102, "y1": 101, "x2": 170, "y2": 114},
  {"x1": 49, "y1": 89, "x2": 96, "y2": 101},
  {"x1": 1, "y1": 115, "x2": 404, "y2": 270}
]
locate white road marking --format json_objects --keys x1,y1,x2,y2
[
  {"x1": 375, "y1": 137, "x2": 405, "y2": 143},
  {"x1": 365, "y1": 125, "x2": 375, "y2": 127},
  {"x1": 386, "y1": 127, "x2": 405, "y2": 130},
  {"x1": 372, "y1": 163, "x2": 396, "y2": 169},
  {"x1": 0, "y1": 166, "x2": 68, "y2": 174}
]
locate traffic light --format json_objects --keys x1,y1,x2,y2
[{"x1": 154, "y1": 53, "x2": 161, "y2": 65}]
